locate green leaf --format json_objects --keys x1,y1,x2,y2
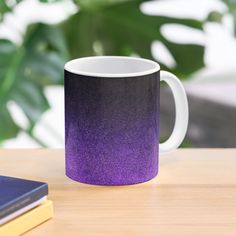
[
  {"x1": 0, "y1": 105, "x2": 19, "y2": 142},
  {"x1": 10, "y1": 81, "x2": 50, "y2": 123},
  {"x1": 0, "y1": 0, "x2": 22, "y2": 19},
  {"x1": 62, "y1": 0, "x2": 204, "y2": 78},
  {"x1": 164, "y1": 41, "x2": 204, "y2": 78},
  {"x1": 0, "y1": 24, "x2": 68, "y2": 141},
  {"x1": 0, "y1": 1, "x2": 12, "y2": 17},
  {"x1": 207, "y1": 11, "x2": 223, "y2": 23}
]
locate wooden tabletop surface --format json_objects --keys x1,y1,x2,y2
[{"x1": 0, "y1": 149, "x2": 236, "y2": 236}]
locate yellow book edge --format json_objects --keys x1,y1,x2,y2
[{"x1": 0, "y1": 200, "x2": 53, "y2": 236}]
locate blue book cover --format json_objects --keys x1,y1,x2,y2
[{"x1": 0, "y1": 176, "x2": 48, "y2": 220}]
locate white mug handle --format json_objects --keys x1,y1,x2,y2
[{"x1": 159, "y1": 71, "x2": 189, "y2": 153}]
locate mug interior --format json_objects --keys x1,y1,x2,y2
[{"x1": 64, "y1": 56, "x2": 160, "y2": 78}]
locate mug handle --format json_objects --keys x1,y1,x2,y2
[{"x1": 159, "y1": 71, "x2": 189, "y2": 153}]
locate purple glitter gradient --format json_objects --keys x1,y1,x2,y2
[{"x1": 65, "y1": 71, "x2": 160, "y2": 185}]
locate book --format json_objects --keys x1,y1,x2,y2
[
  {"x1": 0, "y1": 196, "x2": 47, "y2": 225},
  {"x1": 0, "y1": 200, "x2": 53, "y2": 236},
  {"x1": 0, "y1": 175, "x2": 48, "y2": 222}
]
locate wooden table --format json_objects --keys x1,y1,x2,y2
[{"x1": 1, "y1": 149, "x2": 236, "y2": 236}]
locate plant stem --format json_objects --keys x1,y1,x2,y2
[{"x1": 28, "y1": 132, "x2": 48, "y2": 148}]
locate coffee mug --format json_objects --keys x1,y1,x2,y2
[{"x1": 64, "y1": 56, "x2": 188, "y2": 185}]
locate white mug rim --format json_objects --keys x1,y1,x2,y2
[{"x1": 64, "y1": 56, "x2": 160, "y2": 78}]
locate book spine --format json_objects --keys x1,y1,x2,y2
[{"x1": 0, "y1": 184, "x2": 48, "y2": 219}]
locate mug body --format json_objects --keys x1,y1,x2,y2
[{"x1": 64, "y1": 56, "x2": 160, "y2": 185}]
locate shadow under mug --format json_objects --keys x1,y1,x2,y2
[{"x1": 64, "y1": 56, "x2": 188, "y2": 186}]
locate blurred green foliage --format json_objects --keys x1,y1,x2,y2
[
  {"x1": 223, "y1": 0, "x2": 236, "y2": 34},
  {"x1": 0, "y1": 0, "x2": 206, "y2": 145}
]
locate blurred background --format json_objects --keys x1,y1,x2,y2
[{"x1": 0, "y1": 0, "x2": 235, "y2": 148}]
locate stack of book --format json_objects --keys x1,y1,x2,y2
[{"x1": 0, "y1": 176, "x2": 53, "y2": 235}]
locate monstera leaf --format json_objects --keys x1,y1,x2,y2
[
  {"x1": 0, "y1": 24, "x2": 68, "y2": 143},
  {"x1": 62, "y1": 0, "x2": 204, "y2": 78}
]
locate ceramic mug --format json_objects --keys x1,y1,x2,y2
[{"x1": 64, "y1": 56, "x2": 188, "y2": 185}]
